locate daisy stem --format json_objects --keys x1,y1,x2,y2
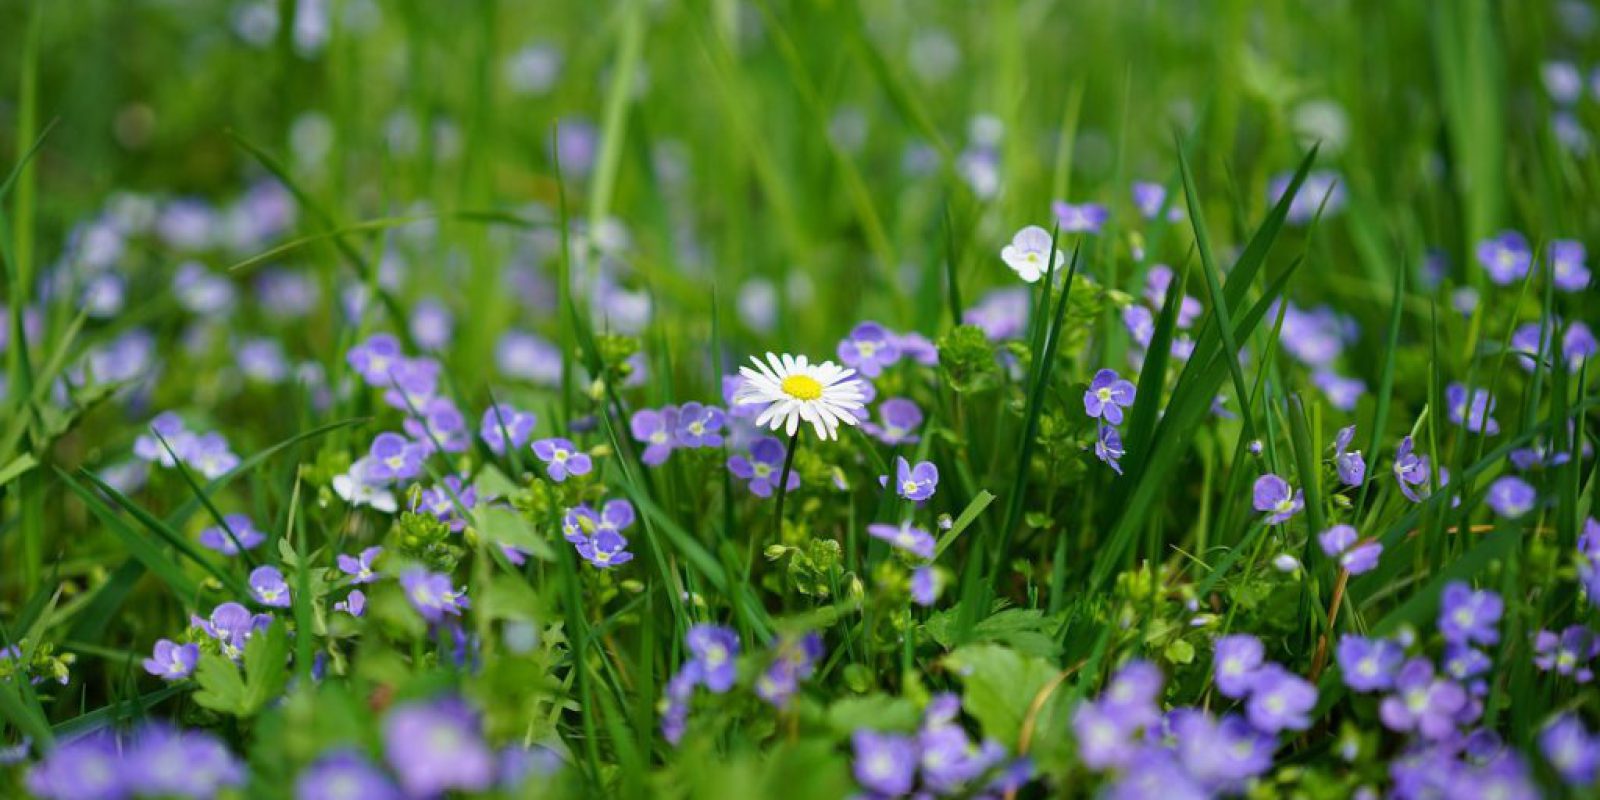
[{"x1": 772, "y1": 430, "x2": 802, "y2": 544}]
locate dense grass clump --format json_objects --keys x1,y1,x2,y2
[{"x1": 1, "y1": 1, "x2": 1599, "y2": 797}]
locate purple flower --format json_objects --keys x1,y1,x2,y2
[
  {"x1": 888, "y1": 456, "x2": 939, "y2": 502},
  {"x1": 380, "y1": 357, "x2": 442, "y2": 412},
  {"x1": 1446, "y1": 383, "x2": 1500, "y2": 435},
  {"x1": 410, "y1": 298, "x2": 454, "y2": 351},
  {"x1": 1051, "y1": 200, "x2": 1110, "y2": 233},
  {"x1": 405, "y1": 398, "x2": 471, "y2": 454},
  {"x1": 191, "y1": 602, "x2": 272, "y2": 657},
  {"x1": 383, "y1": 698, "x2": 495, "y2": 797},
  {"x1": 674, "y1": 402, "x2": 726, "y2": 448},
  {"x1": 125, "y1": 724, "x2": 245, "y2": 799},
  {"x1": 1440, "y1": 582, "x2": 1503, "y2": 646},
  {"x1": 185, "y1": 432, "x2": 240, "y2": 479},
  {"x1": 686, "y1": 624, "x2": 740, "y2": 693},
  {"x1": 347, "y1": 333, "x2": 403, "y2": 385},
  {"x1": 1541, "y1": 715, "x2": 1600, "y2": 786},
  {"x1": 1101, "y1": 660, "x2": 1164, "y2": 729},
  {"x1": 532, "y1": 438, "x2": 591, "y2": 482},
  {"x1": 133, "y1": 412, "x2": 192, "y2": 466},
  {"x1": 1213, "y1": 634, "x2": 1264, "y2": 699},
  {"x1": 335, "y1": 589, "x2": 367, "y2": 617},
  {"x1": 1173, "y1": 712, "x2": 1274, "y2": 790},
  {"x1": 1132, "y1": 181, "x2": 1167, "y2": 219},
  {"x1": 1084, "y1": 368, "x2": 1137, "y2": 425},
  {"x1": 1276, "y1": 301, "x2": 1352, "y2": 368},
  {"x1": 198, "y1": 513, "x2": 265, "y2": 555},
  {"x1": 964, "y1": 287, "x2": 1031, "y2": 340},
  {"x1": 1313, "y1": 370, "x2": 1366, "y2": 412},
  {"x1": 337, "y1": 546, "x2": 382, "y2": 584},
  {"x1": 1269, "y1": 170, "x2": 1346, "y2": 224},
  {"x1": 364, "y1": 433, "x2": 425, "y2": 484},
  {"x1": 1379, "y1": 659, "x2": 1468, "y2": 740},
  {"x1": 1072, "y1": 701, "x2": 1139, "y2": 771},
  {"x1": 1332, "y1": 425, "x2": 1365, "y2": 487},
  {"x1": 1093, "y1": 424, "x2": 1125, "y2": 475},
  {"x1": 911, "y1": 566, "x2": 940, "y2": 606},
  {"x1": 868, "y1": 521, "x2": 935, "y2": 559},
  {"x1": 1318, "y1": 524, "x2": 1383, "y2": 574},
  {"x1": 249, "y1": 565, "x2": 291, "y2": 608},
  {"x1": 630, "y1": 406, "x2": 679, "y2": 466},
  {"x1": 756, "y1": 632, "x2": 823, "y2": 709},
  {"x1": 1550, "y1": 239, "x2": 1591, "y2": 292},
  {"x1": 1533, "y1": 626, "x2": 1598, "y2": 683},
  {"x1": 862, "y1": 397, "x2": 924, "y2": 445},
  {"x1": 1337, "y1": 635, "x2": 1404, "y2": 693},
  {"x1": 1476, "y1": 230, "x2": 1532, "y2": 285},
  {"x1": 574, "y1": 529, "x2": 634, "y2": 569},
  {"x1": 895, "y1": 332, "x2": 939, "y2": 366},
  {"x1": 1393, "y1": 436, "x2": 1445, "y2": 503},
  {"x1": 416, "y1": 476, "x2": 479, "y2": 532},
  {"x1": 142, "y1": 639, "x2": 199, "y2": 681},
  {"x1": 838, "y1": 322, "x2": 902, "y2": 378},
  {"x1": 479, "y1": 404, "x2": 536, "y2": 456},
  {"x1": 852, "y1": 730, "x2": 918, "y2": 796},
  {"x1": 1252, "y1": 474, "x2": 1303, "y2": 524},
  {"x1": 727, "y1": 437, "x2": 800, "y2": 497},
  {"x1": 400, "y1": 568, "x2": 468, "y2": 624},
  {"x1": 297, "y1": 751, "x2": 401, "y2": 800},
  {"x1": 25, "y1": 731, "x2": 125, "y2": 800},
  {"x1": 496, "y1": 330, "x2": 562, "y2": 385},
  {"x1": 1244, "y1": 664, "x2": 1316, "y2": 733},
  {"x1": 1485, "y1": 476, "x2": 1536, "y2": 519}
]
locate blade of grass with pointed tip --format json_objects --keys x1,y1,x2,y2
[
  {"x1": 71, "y1": 468, "x2": 251, "y2": 599},
  {"x1": 55, "y1": 468, "x2": 204, "y2": 603}
]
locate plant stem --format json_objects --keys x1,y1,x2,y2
[{"x1": 772, "y1": 430, "x2": 801, "y2": 544}]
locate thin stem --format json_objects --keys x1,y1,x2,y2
[{"x1": 772, "y1": 429, "x2": 802, "y2": 544}]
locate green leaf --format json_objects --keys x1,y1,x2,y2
[
  {"x1": 824, "y1": 694, "x2": 921, "y2": 735},
  {"x1": 0, "y1": 452, "x2": 36, "y2": 486},
  {"x1": 475, "y1": 506, "x2": 555, "y2": 562},
  {"x1": 193, "y1": 621, "x2": 291, "y2": 718},
  {"x1": 925, "y1": 607, "x2": 1062, "y2": 658},
  {"x1": 944, "y1": 644, "x2": 1073, "y2": 770}
]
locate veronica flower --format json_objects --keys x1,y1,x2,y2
[
  {"x1": 575, "y1": 529, "x2": 634, "y2": 569},
  {"x1": 400, "y1": 568, "x2": 468, "y2": 624},
  {"x1": 727, "y1": 436, "x2": 801, "y2": 497},
  {"x1": 1312, "y1": 370, "x2": 1365, "y2": 412},
  {"x1": 852, "y1": 730, "x2": 918, "y2": 797},
  {"x1": 1540, "y1": 715, "x2": 1600, "y2": 787},
  {"x1": 734, "y1": 352, "x2": 867, "y2": 440},
  {"x1": 1550, "y1": 239, "x2": 1591, "y2": 292},
  {"x1": 1173, "y1": 712, "x2": 1274, "y2": 791},
  {"x1": 174, "y1": 262, "x2": 237, "y2": 315},
  {"x1": 1393, "y1": 436, "x2": 1445, "y2": 503},
  {"x1": 911, "y1": 566, "x2": 941, "y2": 606},
  {"x1": 495, "y1": 330, "x2": 562, "y2": 385},
  {"x1": 1101, "y1": 660, "x2": 1164, "y2": 729},
  {"x1": 1485, "y1": 476, "x2": 1536, "y2": 519},
  {"x1": 1337, "y1": 635, "x2": 1404, "y2": 692},
  {"x1": 630, "y1": 406, "x2": 679, "y2": 466},
  {"x1": 1051, "y1": 200, "x2": 1109, "y2": 233},
  {"x1": 1252, "y1": 474, "x2": 1304, "y2": 524},
  {"x1": 862, "y1": 397, "x2": 924, "y2": 445},
  {"x1": 1318, "y1": 524, "x2": 1382, "y2": 574},
  {"x1": 335, "y1": 589, "x2": 366, "y2": 617},
  {"x1": 686, "y1": 624, "x2": 740, "y2": 693},
  {"x1": 198, "y1": 513, "x2": 266, "y2": 555},
  {"x1": 1442, "y1": 644, "x2": 1492, "y2": 697},
  {"x1": 964, "y1": 287, "x2": 1031, "y2": 340},
  {"x1": 1476, "y1": 231, "x2": 1532, "y2": 285},
  {"x1": 1084, "y1": 368, "x2": 1137, "y2": 425},
  {"x1": 1439, "y1": 582, "x2": 1503, "y2": 646},
  {"x1": 1245, "y1": 664, "x2": 1316, "y2": 733},
  {"x1": 838, "y1": 322, "x2": 902, "y2": 378},
  {"x1": 1132, "y1": 181, "x2": 1167, "y2": 219},
  {"x1": 383, "y1": 698, "x2": 495, "y2": 798},
  {"x1": 1331, "y1": 425, "x2": 1366, "y2": 487},
  {"x1": 381, "y1": 357, "x2": 442, "y2": 412},
  {"x1": 402, "y1": 397, "x2": 470, "y2": 454},
  {"x1": 531, "y1": 438, "x2": 591, "y2": 482},
  {"x1": 886, "y1": 456, "x2": 939, "y2": 502},
  {"x1": 296, "y1": 751, "x2": 402, "y2": 800},
  {"x1": 332, "y1": 458, "x2": 399, "y2": 513},
  {"x1": 25, "y1": 731, "x2": 125, "y2": 800},
  {"x1": 1094, "y1": 424, "x2": 1125, "y2": 475},
  {"x1": 1000, "y1": 225, "x2": 1063, "y2": 283},
  {"x1": 1379, "y1": 659, "x2": 1468, "y2": 740},
  {"x1": 142, "y1": 639, "x2": 199, "y2": 681},
  {"x1": 895, "y1": 332, "x2": 939, "y2": 366},
  {"x1": 479, "y1": 404, "x2": 536, "y2": 456},
  {"x1": 186, "y1": 432, "x2": 240, "y2": 479},
  {"x1": 1445, "y1": 383, "x2": 1500, "y2": 435},
  {"x1": 1509, "y1": 438, "x2": 1574, "y2": 471},
  {"x1": 1269, "y1": 169, "x2": 1346, "y2": 224},
  {"x1": 133, "y1": 411, "x2": 193, "y2": 466},
  {"x1": 409, "y1": 298, "x2": 454, "y2": 351},
  {"x1": 1533, "y1": 626, "x2": 1598, "y2": 683},
  {"x1": 674, "y1": 402, "x2": 725, "y2": 448},
  {"x1": 125, "y1": 724, "x2": 245, "y2": 799},
  {"x1": 191, "y1": 602, "x2": 272, "y2": 659},
  {"x1": 237, "y1": 337, "x2": 289, "y2": 383},
  {"x1": 1072, "y1": 701, "x2": 1139, "y2": 771},
  {"x1": 364, "y1": 433, "x2": 425, "y2": 484},
  {"x1": 249, "y1": 565, "x2": 291, "y2": 608},
  {"x1": 1213, "y1": 634, "x2": 1265, "y2": 699},
  {"x1": 755, "y1": 632, "x2": 823, "y2": 709},
  {"x1": 868, "y1": 521, "x2": 935, "y2": 559},
  {"x1": 416, "y1": 476, "x2": 478, "y2": 532},
  {"x1": 347, "y1": 333, "x2": 403, "y2": 386}
]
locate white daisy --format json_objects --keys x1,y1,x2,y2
[
  {"x1": 1000, "y1": 225, "x2": 1063, "y2": 283},
  {"x1": 734, "y1": 352, "x2": 867, "y2": 440}
]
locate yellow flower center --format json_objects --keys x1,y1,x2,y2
[{"x1": 781, "y1": 374, "x2": 823, "y2": 401}]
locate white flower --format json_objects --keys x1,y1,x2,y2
[
  {"x1": 1000, "y1": 225, "x2": 1062, "y2": 283},
  {"x1": 734, "y1": 353, "x2": 866, "y2": 440},
  {"x1": 332, "y1": 457, "x2": 398, "y2": 514}
]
